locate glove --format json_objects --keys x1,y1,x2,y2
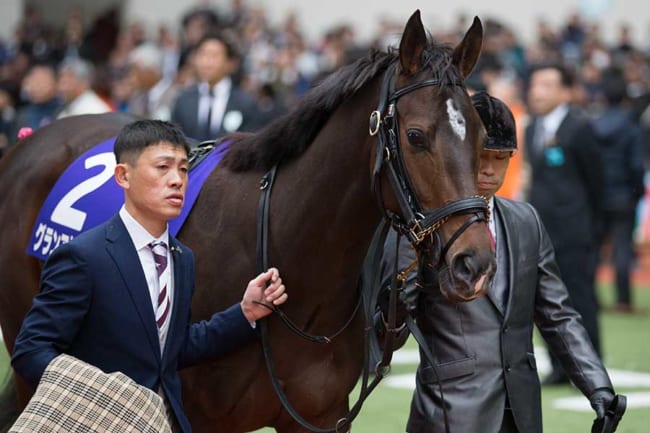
[{"x1": 589, "y1": 388, "x2": 615, "y2": 419}]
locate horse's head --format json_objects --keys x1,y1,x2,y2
[{"x1": 371, "y1": 10, "x2": 495, "y2": 302}]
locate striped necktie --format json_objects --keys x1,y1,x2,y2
[{"x1": 149, "y1": 241, "x2": 171, "y2": 330}]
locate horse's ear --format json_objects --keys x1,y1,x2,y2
[
  {"x1": 451, "y1": 16, "x2": 483, "y2": 79},
  {"x1": 399, "y1": 10, "x2": 427, "y2": 75}
]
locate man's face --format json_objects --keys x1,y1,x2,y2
[
  {"x1": 477, "y1": 149, "x2": 511, "y2": 198},
  {"x1": 527, "y1": 68, "x2": 568, "y2": 115},
  {"x1": 57, "y1": 67, "x2": 85, "y2": 102},
  {"x1": 128, "y1": 62, "x2": 159, "y2": 91},
  {"x1": 118, "y1": 142, "x2": 188, "y2": 234},
  {"x1": 194, "y1": 39, "x2": 235, "y2": 84},
  {"x1": 24, "y1": 66, "x2": 57, "y2": 103}
]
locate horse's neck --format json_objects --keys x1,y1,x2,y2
[{"x1": 273, "y1": 93, "x2": 381, "y2": 301}]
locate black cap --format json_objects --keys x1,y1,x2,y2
[{"x1": 470, "y1": 91, "x2": 517, "y2": 152}]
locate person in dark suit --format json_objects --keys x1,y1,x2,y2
[
  {"x1": 380, "y1": 92, "x2": 616, "y2": 433},
  {"x1": 171, "y1": 32, "x2": 259, "y2": 142},
  {"x1": 12, "y1": 119, "x2": 287, "y2": 433},
  {"x1": 525, "y1": 63, "x2": 604, "y2": 384},
  {"x1": 592, "y1": 68, "x2": 645, "y2": 313}
]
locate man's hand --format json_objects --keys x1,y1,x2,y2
[
  {"x1": 589, "y1": 388, "x2": 616, "y2": 419},
  {"x1": 241, "y1": 268, "x2": 287, "y2": 323}
]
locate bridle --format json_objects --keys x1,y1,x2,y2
[
  {"x1": 369, "y1": 62, "x2": 488, "y2": 258},
  {"x1": 254, "y1": 60, "x2": 490, "y2": 433}
]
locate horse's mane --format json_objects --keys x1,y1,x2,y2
[{"x1": 223, "y1": 39, "x2": 458, "y2": 172}]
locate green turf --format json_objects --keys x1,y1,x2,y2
[
  {"x1": 253, "y1": 284, "x2": 650, "y2": 432},
  {"x1": 1, "y1": 285, "x2": 647, "y2": 432}
]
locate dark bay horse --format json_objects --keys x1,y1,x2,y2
[{"x1": 0, "y1": 11, "x2": 494, "y2": 432}]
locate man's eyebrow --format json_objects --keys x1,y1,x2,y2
[{"x1": 154, "y1": 155, "x2": 189, "y2": 163}]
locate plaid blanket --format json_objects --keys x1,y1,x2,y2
[{"x1": 10, "y1": 354, "x2": 172, "y2": 433}]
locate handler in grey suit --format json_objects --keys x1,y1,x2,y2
[{"x1": 381, "y1": 92, "x2": 617, "y2": 433}]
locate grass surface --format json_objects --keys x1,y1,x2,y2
[
  {"x1": 252, "y1": 284, "x2": 650, "y2": 432},
  {"x1": 0, "y1": 285, "x2": 647, "y2": 432}
]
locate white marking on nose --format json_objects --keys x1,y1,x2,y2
[{"x1": 446, "y1": 98, "x2": 466, "y2": 141}]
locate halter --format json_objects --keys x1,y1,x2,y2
[{"x1": 369, "y1": 62, "x2": 488, "y2": 256}]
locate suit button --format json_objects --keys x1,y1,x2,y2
[
  {"x1": 505, "y1": 365, "x2": 511, "y2": 372},
  {"x1": 503, "y1": 326, "x2": 509, "y2": 333}
]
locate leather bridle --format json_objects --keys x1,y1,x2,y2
[
  {"x1": 369, "y1": 62, "x2": 488, "y2": 258},
  {"x1": 255, "y1": 60, "x2": 490, "y2": 433}
]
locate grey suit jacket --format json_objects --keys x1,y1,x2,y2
[{"x1": 382, "y1": 197, "x2": 612, "y2": 433}]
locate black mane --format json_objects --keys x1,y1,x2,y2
[{"x1": 222, "y1": 40, "x2": 458, "y2": 172}]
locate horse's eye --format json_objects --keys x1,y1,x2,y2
[{"x1": 406, "y1": 129, "x2": 427, "y2": 148}]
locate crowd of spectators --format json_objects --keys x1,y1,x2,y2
[
  {"x1": 1, "y1": 2, "x2": 650, "y2": 191},
  {"x1": 0, "y1": 2, "x2": 648, "y2": 318}
]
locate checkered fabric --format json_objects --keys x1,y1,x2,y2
[{"x1": 10, "y1": 354, "x2": 172, "y2": 433}]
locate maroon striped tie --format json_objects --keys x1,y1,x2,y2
[{"x1": 149, "y1": 241, "x2": 171, "y2": 329}]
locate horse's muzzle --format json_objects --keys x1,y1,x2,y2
[{"x1": 440, "y1": 250, "x2": 496, "y2": 302}]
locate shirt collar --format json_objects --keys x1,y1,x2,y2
[
  {"x1": 199, "y1": 77, "x2": 232, "y2": 97},
  {"x1": 119, "y1": 205, "x2": 169, "y2": 250},
  {"x1": 541, "y1": 103, "x2": 569, "y2": 136}
]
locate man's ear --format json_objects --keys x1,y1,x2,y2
[{"x1": 114, "y1": 163, "x2": 130, "y2": 189}]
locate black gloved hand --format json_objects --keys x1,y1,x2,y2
[{"x1": 589, "y1": 388, "x2": 616, "y2": 419}]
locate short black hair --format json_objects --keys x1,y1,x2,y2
[
  {"x1": 528, "y1": 62, "x2": 575, "y2": 88},
  {"x1": 114, "y1": 120, "x2": 189, "y2": 164},
  {"x1": 601, "y1": 67, "x2": 627, "y2": 105},
  {"x1": 195, "y1": 31, "x2": 240, "y2": 60}
]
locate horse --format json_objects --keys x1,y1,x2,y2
[{"x1": 0, "y1": 10, "x2": 494, "y2": 433}]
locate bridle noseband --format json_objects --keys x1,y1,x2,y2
[{"x1": 370, "y1": 62, "x2": 488, "y2": 256}]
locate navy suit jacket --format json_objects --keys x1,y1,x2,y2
[
  {"x1": 524, "y1": 109, "x2": 603, "y2": 251},
  {"x1": 171, "y1": 83, "x2": 260, "y2": 142},
  {"x1": 12, "y1": 214, "x2": 257, "y2": 432}
]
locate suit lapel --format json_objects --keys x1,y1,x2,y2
[
  {"x1": 217, "y1": 88, "x2": 235, "y2": 135},
  {"x1": 486, "y1": 202, "x2": 507, "y2": 316},
  {"x1": 496, "y1": 199, "x2": 518, "y2": 320},
  {"x1": 188, "y1": 86, "x2": 201, "y2": 137},
  {"x1": 162, "y1": 237, "x2": 189, "y2": 360},
  {"x1": 554, "y1": 110, "x2": 571, "y2": 145},
  {"x1": 105, "y1": 215, "x2": 160, "y2": 358}
]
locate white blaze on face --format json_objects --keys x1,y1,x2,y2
[{"x1": 446, "y1": 98, "x2": 466, "y2": 141}]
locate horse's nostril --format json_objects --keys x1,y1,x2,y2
[{"x1": 451, "y1": 252, "x2": 476, "y2": 281}]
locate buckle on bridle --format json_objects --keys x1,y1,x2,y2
[
  {"x1": 369, "y1": 110, "x2": 381, "y2": 136},
  {"x1": 407, "y1": 216, "x2": 448, "y2": 245}
]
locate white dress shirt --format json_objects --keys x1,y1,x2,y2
[
  {"x1": 119, "y1": 206, "x2": 174, "y2": 353},
  {"x1": 539, "y1": 103, "x2": 569, "y2": 144},
  {"x1": 198, "y1": 77, "x2": 232, "y2": 134}
]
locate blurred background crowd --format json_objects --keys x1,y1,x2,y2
[
  {"x1": 1, "y1": 1, "x2": 648, "y2": 159},
  {"x1": 1, "y1": 2, "x2": 650, "y2": 319}
]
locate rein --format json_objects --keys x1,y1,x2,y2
[
  {"x1": 256, "y1": 165, "x2": 395, "y2": 433},
  {"x1": 255, "y1": 60, "x2": 488, "y2": 433}
]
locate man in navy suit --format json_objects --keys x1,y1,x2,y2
[
  {"x1": 172, "y1": 32, "x2": 260, "y2": 142},
  {"x1": 12, "y1": 119, "x2": 287, "y2": 432},
  {"x1": 525, "y1": 63, "x2": 604, "y2": 385}
]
